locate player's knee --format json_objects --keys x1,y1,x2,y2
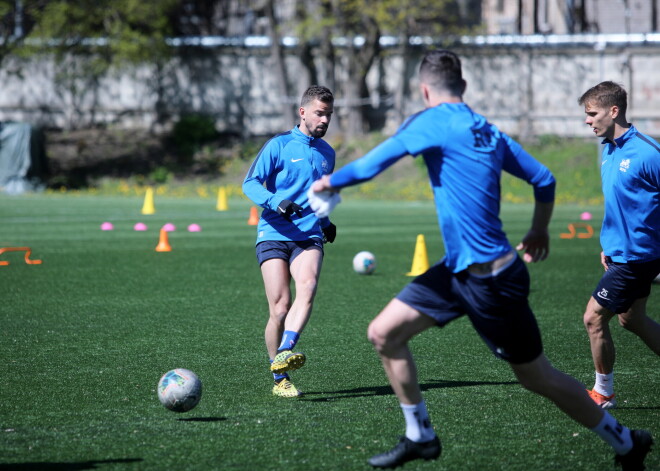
[
  {"x1": 367, "y1": 321, "x2": 388, "y2": 352},
  {"x1": 296, "y1": 277, "x2": 318, "y2": 300},
  {"x1": 583, "y1": 308, "x2": 605, "y2": 334}
]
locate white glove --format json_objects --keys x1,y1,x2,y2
[{"x1": 307, "y1": 188, "x2": 341, "y2": 218}]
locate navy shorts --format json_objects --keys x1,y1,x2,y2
[
  {"x1": 396, "y1": 256, "x2": 543, "y2": 364},
  {"x1": 593, "y1": 257, "x2": 660, "y2": 313},
  {"x1": 256, "y1": 239, "x2": 324, "y2": 266}
]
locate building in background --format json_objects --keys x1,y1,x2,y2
[{"x1": 482, "y1": 0, "x2": 659, "y2": 35}]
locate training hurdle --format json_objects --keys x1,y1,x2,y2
[
  {"x1": 0, "y1": 247, "x2": 43, "y2": 266},
  {"x1": 559, "y1": 223, "x2": 594, "y2": 239}
]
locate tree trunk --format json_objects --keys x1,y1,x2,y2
[{"x1": 264, "y1": 0, "x2": 296, "y2": 127}]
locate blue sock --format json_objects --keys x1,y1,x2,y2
[
  {"x1": 278, "y1": 330, "x2": 300, "y2": 352},
  {"x1": 270, "y1": 360, "x2": 288, "y2": 383}
]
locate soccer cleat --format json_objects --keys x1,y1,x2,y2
[
  {"x1": 272, "y1": 378, "x2": 302, "y2": 398},
  {"x1": 368, "y1": 436, "x2": 441, "y2": 468},
  {"x1": 270, "y1": 350, "x2": 306, "y2": 374},
  {"x1": 615, "y1": 429, "x2": 653, "y2": 471},
  {"x1": 587, "y1": 388, "x2": 617, "y2": 409}
]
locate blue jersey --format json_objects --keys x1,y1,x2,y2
[
  {"x1": 600, "y1": 125, "x2": 660, "y2": 262},
  {"x1": 330, "y1": 103, "x2": 555, "y2": 273},
  {"x1": 243, "y1": 125, "x2": 335, "y2": 243}
]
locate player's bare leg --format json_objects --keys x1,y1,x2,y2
[
  {"x1": 269, "y1": 248, "x2": 323, "y2": 379},
  {"x1": 583, "y1": 296, "x2": 660, "y2": 408},
  {"x1": 510, "y1": 354, "x2": 652, "y2": 468},
  {"x1": 260, "y1": 258, "x2": 292, "y2": 359},
  {"x1": 285, "y1": 248, "x2": 323, "y2": 333},
  {"x1": 367, "y1": 299, "x2": 436, "y2": 405},
  {"x1": 366, "y1": 298, "x2": 441, "y2": 468},
  {"x1": 617, "y1": 297, "x2": 660, "y2": 355},
  {"x1": 510, "y1": 354, "x2": 604, "y2": 428}
]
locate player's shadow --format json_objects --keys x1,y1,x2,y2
[
  {"x1": 0, "y1": 458, "x2": 142, "y2": 470},
  {"x1": 177, "y1": 416, "x2": 228, "y2": 422},
  {"x1": 302, "y1": 378, "x2": 517, "y2": 402}
]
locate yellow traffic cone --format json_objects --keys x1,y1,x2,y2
[
  {"x1": 155, "y1": 228, "x2": 172, "y2": 252},
  {"x1": 216, "y1": 186, "x2": 228, "y2": 211},
  {"x1": 141, "y1": 187, "x2": 155, "y2": 215},
  {"x1": 406, "y1": 234, "x2": 429, "y2": 276},
  {"x1": 248, "y1": 206, "x2": 259, "y2": 225}
]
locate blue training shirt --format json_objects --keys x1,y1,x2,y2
[
  {"x1": 243, "y1": 125, "x2": 335, "y2": 243},
  {"x1": 600, "y1": 125, "x2": 660, "y2": 263},
  {"x1": 330, "y1": 103, "x2": 556, "y2": 273}
]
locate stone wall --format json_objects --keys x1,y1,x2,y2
[{"x1": 1, "y1": 40, "x2": 659, "y2": 139}]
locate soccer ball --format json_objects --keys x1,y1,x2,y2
[
  {"x1": 157, "y1": 368, "x2": 202, "y2": 412},
  {"x1": 353, "y1": 251, "x2": 376, "y2": 275}
]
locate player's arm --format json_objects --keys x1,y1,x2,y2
[
  {"x1": 242, "y1": 141, "x2": 282, "y2": 211},
  {"x1": 313, "y1": 137, "x2": 409, "y2": 192},
  {"x1": 502, "y1": 135, "x2": 556, "y2": 263},
  {"x1": 516, "y1": 199, "x2": 554, "y2": 263}
]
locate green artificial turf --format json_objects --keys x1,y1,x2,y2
[{"x1": 0, "y1": 194, "x2": 658, "y2": 470}]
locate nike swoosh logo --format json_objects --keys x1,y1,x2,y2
[
  {"x1": 291, "y1": 158, "x2": 304, "y2": 163},
  {"x1": 601, "y1": 160, "x2": 607, "y2": 165}
]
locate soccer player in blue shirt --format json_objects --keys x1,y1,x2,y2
[
  {"x1": 311, "y1": 51, "x2": 652, "y2": 470},
  {"x1": 243, "y1": 85, "x2": 337, "y2": 398},
  {"x1": 578, "y1": 81, "x2": 660, "y2": 411}
]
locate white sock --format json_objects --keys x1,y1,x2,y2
[
  {"x1": 400, "y1": 401, "x2": 436, "y2": 443},
  {"x1": 591, "y1": 411, "x2": 633, "y2": 455},
  {"x1": 594, "y1": 372, "x2": 614, "y2": 396}
]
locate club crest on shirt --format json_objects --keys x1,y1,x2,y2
[
  {"x1": 322, "y1": 159, "x2": 329, "y2": 173},
  {"x1": 619, "y1": 159, "x2": 630, "y2": 172}
]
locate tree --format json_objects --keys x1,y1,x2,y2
[
  {"x1": 20, "y1": 0, "x2": 178, "y2": 128},
  {"x1": 0, "y1": 1, "x2": 49, "y2": 69},
  {"x1": 291, "y1": 0, "x2": 475, "y2": 137}
]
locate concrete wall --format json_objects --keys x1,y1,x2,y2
[{"x1": 1, "y1": 40, "x2": 659, "y2": 139}]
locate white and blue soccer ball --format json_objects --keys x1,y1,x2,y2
[
  {"x1": 157, "y1": 368, "x2": 202, "y2": 412},
  {"x1": 353, "y1": 251, "x2": 376, "y2": 275}
]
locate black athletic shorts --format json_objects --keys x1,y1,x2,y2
[
  {"x1": 592, "y1": 257, "x2": 660, "y2": 313},
  {"x1": 396, "y1": 255, "x2": 543, "y2": 364},
  {"x1": 255, "y1": 239, "x2": 324, "y2": 266}
]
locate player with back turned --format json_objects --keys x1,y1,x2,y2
[{"x1": 310, "y1": 50, "x2": 653, "y2": 470}]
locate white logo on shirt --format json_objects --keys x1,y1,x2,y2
[
  {"x1": 619, "y1": 159, "x2": 630, "y2": 172},
  {"x1": 291, "y1": 158, "x2": 304, "y2": 163},
  {"x1": 597, "y1": 288, "x2": 610, "y2": 300},
  {"x1": 601, "y1": 160, "x2": 608, "y2": 166}
]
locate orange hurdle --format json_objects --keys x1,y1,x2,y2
[
  {"x1": 559, "y1": 223, "x2": 594, "y2": 239},
  {"x1": 0, "y1": 247, "x2": 43, "y2": 266}
]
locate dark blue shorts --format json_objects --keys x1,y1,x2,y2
[
  {"x1": 592, "y1": 257, "x2": 660, "y2": 313},
  {"x1": 396, "y1": 256, "x2": 543, "y2": 364},
  {"x1": 256, "y1": 239, "x2": 324, "y2": 266}
]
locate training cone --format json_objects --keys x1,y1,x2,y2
[
  {"x1": 248, "y1": 206, "x2": 259, "y2": 225},
  {"x1": 155, "y1": 228, "x2": 172, "y2": 252},
  {"x1": 406, "y1": 234, "x2": 430, "y2": 276},
  {"x1": 216, "y1": 186, "x2": 228, "y2": 211},
  {"x1": 141, "y1": 187, "x2": 156, "y2": 215}
]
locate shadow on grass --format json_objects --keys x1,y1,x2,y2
[
  {"x1": 302, "y1": 378, "x2": 517, "y2": 402},
  {"x1": 177, "y1": 417, "x2": 228, "y2": 422},
  {"x1": 0, "y1": 458, "x2": 142, "y2": 470}
]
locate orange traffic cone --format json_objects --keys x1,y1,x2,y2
[
  {"x1": 248, "y1": 206, "x2": 259, "y2": 225},
  {"x1": 406, "y1": 234, "x2": 429, "y2": 276},
  {"x1": 155, "y1": 228, "x2": 172, "y2": 252}
]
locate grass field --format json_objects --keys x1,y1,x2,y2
[{"x1": 1, "y1": 194, "x2": 658, "y2": 471}]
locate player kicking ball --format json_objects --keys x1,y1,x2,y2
[
  {"x1": 243, "y1": 85, "x2": 337, "y2": 398},
  {"x1": 310, "y1": 50, "x2": 652, "y2": 470}
]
